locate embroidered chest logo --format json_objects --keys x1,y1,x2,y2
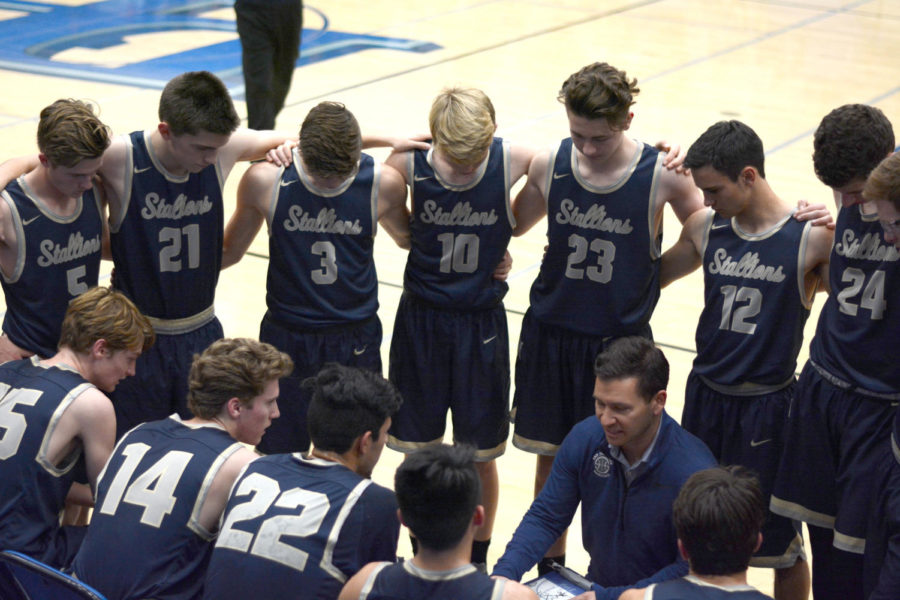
[{"x1": 592, "y1": 452, "x2": 612, "y2": 478}]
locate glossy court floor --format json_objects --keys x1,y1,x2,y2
[{"x1": 1, "y1": 1, "x2": 899, "y2": 596}]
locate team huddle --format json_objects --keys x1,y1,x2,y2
[{"x1": 0, "y1": 61, "x2": 897, "y2": 600}]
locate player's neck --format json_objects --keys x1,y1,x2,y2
[
  {"x1": 688, "y1": 570, "x2": 750, "y2": 588},
  {"x1": 430, "y1": 149, "x2": 485, "y2": 187},
  {"x1": 148, "y1": 129, "x2": 188, "y2": 177},
  {"x1": 310, "y1": 446, "x2": 357, "y2": 472},
  {"x1": 410, "y1": 541, "x2": 474, "y2": 573},
  {"x1": 21, "y1": 168, "x2": 78, "y2": 212},
  {"x1": 734, "y1": 183, "x2": 792, "y2": 234},
  {"x1": 42, "y1": 348, "x2": 87, "y2": 378},
  {"x1": 574, "y1": 136, "x2": 637, "y2": 183}
]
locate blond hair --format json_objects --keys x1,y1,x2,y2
[
  {"x1": 429, "y1": 87, "x2": 496, "y2": 167},
  {"x1": 37, "y1": 99, "x2": 111, "y2": 168},
  {"x1": 863, "y1": 152, "x2": 900, "y2": 210},
  {"x1": 187, "y1": 338, "x2": 293, "y2": 419},
  {"x1": 58, "y1": 287, "x2": 154, "y2": 354}
]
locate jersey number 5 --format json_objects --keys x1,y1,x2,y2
[{"x1": 0, "y1": 384, "x2": 42, "y2": 460}]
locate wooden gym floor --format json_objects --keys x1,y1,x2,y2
[{"x1": 1, "y1": 1, "x2": 899, "y2": 596}]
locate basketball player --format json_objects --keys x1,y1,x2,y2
[
  {"x1": 859, "y1": 152, "x2": 900, "y2": 600},
  {"x1": 659, "y1": 120, "x2": 834, "y2": 600},
  {"x1": 619, "y1": 466, "x2": 772, "y2": 600},
  {"x1": 507, "y1": 61, "x2": 704, "y2": 571},
  {"x1": 203, "y1": 363, "x2": 403, "y2": 600},
  {"x1": 0, "y1": 99, "x2": 110, "y2": 362},
  {"x1": 769, "y1": 104, "x2": 899, "y2": 600},
  {"x1": 72, "y1": 337, "x2": 292, "y2": 599},
  {"x1": 221, "y1": 101, "x2": 410, "y2": 455},
  {"x1": 0, "y1": 286, "x2": 153, "y2": 569},
  {"x1": 383, "y1": 86, "x2": 536, "y2": 569},
  {"x1": 339, "y1": 444, "x2": 538, "y2": 600}
]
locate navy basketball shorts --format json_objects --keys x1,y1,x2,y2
[
  {"x1": 387, "y1": 294, "x2": 509, "y2": 461},
  {"x1": 111, "y1": 318, "x2": 223, "y2": 439},
  {"x1": 771, "y1": 362, "x2": 897, "y2": 554},
  {"x1": 862, "y1": 434, "x2": 900, "y2": 599},
  {"x1": 257, "y1": 312, "x2": 383, "y2": 454},
  {"x1": 683, "y1": 372, "x2": 805, "y2": 568},
  {"x1": 511, "y1": 309, "x2": 650, "y2": 456}
]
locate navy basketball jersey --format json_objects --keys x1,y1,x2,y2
[
  {"x1": 692, "y1": 211, "x2": 813, "y2": 388},
  {"x1": 74, "y1": 416, "x2": 243, "y2": 600},
  {"x1": 1, "y1": 178, "x2": 102, "y2": 357},
  {"x1": 265, "y1": 150, "x2": 379, "y2": 328},
  {"x1": 204, "y1": 453, "x2": 399, "y2": 600},
  {"x1": 359, "y1": 561, "x2": 503, "y2": 600},
  {"x1": 529, "y1": 139, "x2": 663, "y2": 336},
  {"x1": 109, "y1": 131, "x2": 224, "y2": 322},
  {"x1": 809, "y1": 205, "x2": 900, "y2": 393},
  {"x1": 0, "y1": 358, "x2": 92, "y2": 564},
  {"x1": 403, "y1": 138, "x2": 514, "y2": 309},
  {"x1": 649, "y1": 576, "x2": 771, "y2": 599}
]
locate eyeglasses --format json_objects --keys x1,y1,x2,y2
[{"x1": 880, "y1": 217, "x2": 900, "y2": 237}]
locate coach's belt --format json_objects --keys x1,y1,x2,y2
[{"x1": 147, "y1": 305, "x2": 215, "y2": 335}]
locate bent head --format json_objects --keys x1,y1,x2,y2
[
  {"x1": 559, "y1": 63, "x2": 639, "y2": 163},
  {"x1": 157, "y1": 71, "x2": 239, "y2": 173},
  {"x1": 673, "y1": 466, "x2": 765, "y2": 576},
  {"x1": 429, "y1": 87, "x2": 496, "y2": 174},
  {"x1": 863, "y1": 152, "x2": 900, "y2": 250},
  {"x1": 394, "y1": 444, "x2": 481, "y2": 553},
  {"x1": 58, "y1": 287, "x2": 154, "y2": 392},
  {"x1": 813, "y1": 104, "x2": 894, "y2": 205},
  {"x1": 305, "y1": 363, "x2": 402, "y2": 477},
  {"x1": 685, "y1": 120, "x2": 766, "y2": 217},
  {"x1": 37, "y1": 99, "x2": 111, "y2": 197},
  {"x1": 187, "y1": 338, "x2": 293, "y2": 445},
  {"x1": 299, "y1": 101, "x2": 362, "y2": 182}
]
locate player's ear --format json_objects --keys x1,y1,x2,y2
[
  {"x1": 676, "y1": 538, "x2": 689, "y2": 562},
  {"x1": 357, "y1": 429, "x2": 374, "y2": 456},
  {"x1": 158, "y1": 122, "x2": 172, "y2": 140},
  {"x1": 472, "y1": 504, "x2": 485, "y2": 528},
  {"x1": 225, "y1": 396, "x2": 242, "y2": 419},
  {"x1": 91, "y1": 338, "x2": 110, "y2": 358},
  {"x1": 754, "y1": 532, "x2": 763, "y2": 553},
  {"x1": 740, "y1": 166, "x2": 757, "y2": 186}
]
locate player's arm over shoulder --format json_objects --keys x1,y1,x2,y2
[
  {"x1": 805, "y1": 218, "x2": 834, "y2": 294},
  {"x1": 508, "y1": 143, "x2": 537, "y2": 185},
  {"x1": 338, "y1": 561, "x2": 383, "y2": 600},
  {"x1": 218, "y1": 128, "x2": 297, "y2": 177},
  {"x1": 659, "y1": 208, "x2": 708, "y2": 288},
  {"x1": 222, "y1": 161, "x2": 279, "y2": 268},
  {"x1": 511, "y1": 148, "x2": 552, "y2": 236},
  {"x1": 378, "y1": 163, "x2": 411, "y2": 249},
  {"x1": 617, "y1": 587, "x2": 648, "y2": 600},
  {"x1": 658, "y1": 165, "x2": 703, "y2": 224}
]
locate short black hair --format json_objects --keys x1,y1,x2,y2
[
  {"x1": 813, "y1": 104, "x2": 894, "y2": 188},
  {"x1": 685, "y1": 120, "x2": 766, "y2": 181},
  {"x1": 594, "y1": 337, "x2": 668, "y2": 402},
  {"x1": 673, "y1": 466, "x2": 765, "y2": 576},
  {"x1": 394, "y1": 444, "x2": 481, "y2": 552},
  {"x1": 305, "y1": 364, "x2": 402, "y2": 453}
]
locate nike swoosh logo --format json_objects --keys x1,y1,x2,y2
[
  {"x1": 711, "y1": 223, "x2": 730, "y2": 230},
  {"x1": 413, "y1": 175, "x2": 431, "y2": 182},
  {"x1": 552, "y1": 172, "x2": 570, "y2": 180},
  {"x1": 353, "y1": 346, "x2": 367, "y2": 356},
  {"x1": 750, "y1": 438, "x2": 772, "y2": 447},
  {"x1": 21, "y1": 216, "x2": 39, "y2": 226},
  {"x1": 482, "y1": 335, "x2": 497, "y2": 345},
  {"x1": 134, "y1": 165, "x2": 152, "y2": 174},
  {"x1": 280, "y1": 178, "x2": 297, "y2": 187}
]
